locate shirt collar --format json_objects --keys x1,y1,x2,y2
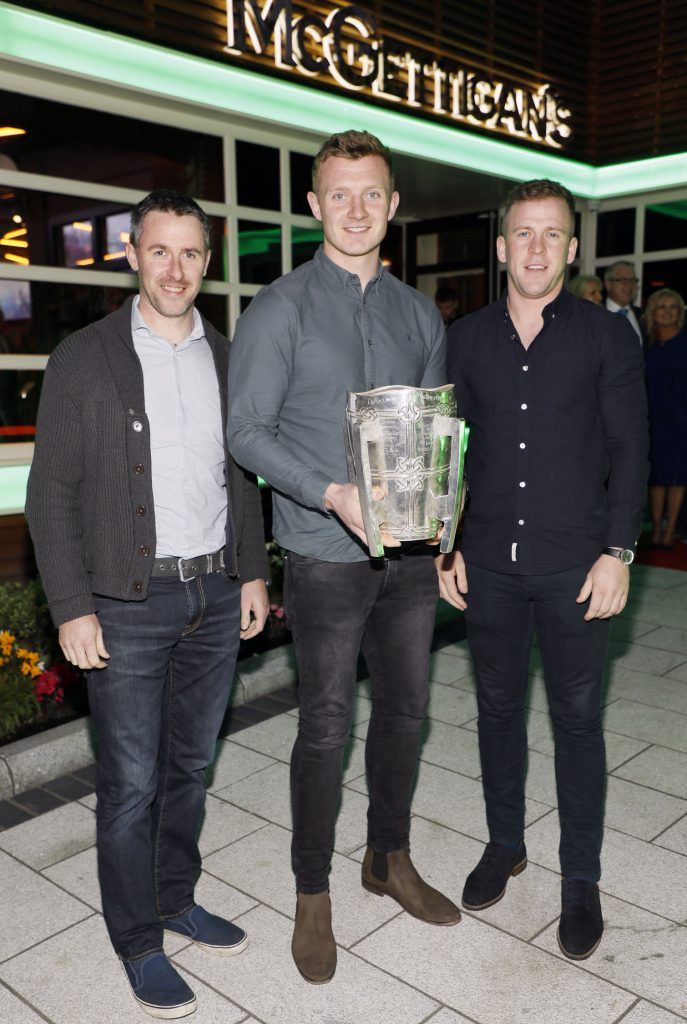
[
  {"x1": 314, "y1": 244, "x2": 384, "y2": 295},
  {"x1": 499, "y1": 285, "x2": 572, "y2": 324},
  {"x1": 131, "y1": 295, "x2": 205, "y2": 346},
  {"x1": 606, "y1": 298, "x2": 629, "y2": 313}
]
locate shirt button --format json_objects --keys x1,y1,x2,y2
[
  {"x1": 521, "y1": 403, "x2": 528, "y2": 410},
  {"x1": 519, "y1": 481, "x2": 526, "y2": 487},
  {"x1": 134, "y1": 463, "x2": 144, "y2": 474},
  {"x1": 132, "y1": 581, "x2": 143, "y2": 593},
  {"x1": 522, "y1": 365, "x2": 529, "y2": 371},
  {"x1": 367, "y1": 338, "x2": 373, "y2": 346},
  {"x1": 518, "y1": 519, "x2": 525, "y2": 525},
  {"x1": 132, "y1": 420, "x2": 143, "y2": 432},
  {"x1": 520, "y1": 442, "x2": 526, "y2": 449},
  {"x1": 138, "y1": 545, "x2": 149, "y2": 556},
  {"x1": 136, "y1": 505, "x2": 146, "y2": 516}
]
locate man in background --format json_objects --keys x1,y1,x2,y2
[{"x1": 604, "y1": 260, "x2": 645, "y2": 345}]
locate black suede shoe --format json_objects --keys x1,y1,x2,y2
[
  {"x1": 557, "y1": 879, "x2": 603, "y2": 960},
  {"x1": 462, "y1": 841, "x2": 527, "y2": 910}
]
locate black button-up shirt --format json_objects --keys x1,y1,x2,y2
[{"x1": 447, "y1": 288, "x2": 649, "y2": 574}]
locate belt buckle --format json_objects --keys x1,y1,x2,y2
[{"x1": 177, "y1": 557, "x2": 196, "y2": 583}]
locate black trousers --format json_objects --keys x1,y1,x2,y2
[
  {"x1": 284, "y1": 549, "x2": 438, "y2": 893},
  {"x1": 463, "y1": 561, "x2": 610, "y2": 881}
]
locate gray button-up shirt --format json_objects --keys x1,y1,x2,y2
[
  {"x1": 228, "y1": 246, "x2": 446, "y2": 561},
  {"x1": 132, "y1": 297, "x2": 227, "y2": 558}
]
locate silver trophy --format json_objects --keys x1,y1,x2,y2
[{"x1": 345, "y1": 384, "x2": 467, "y2": 557}]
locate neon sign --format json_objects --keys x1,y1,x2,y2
[{"x1": 226, "y1": 0, "x2": 572, "y2": 148}]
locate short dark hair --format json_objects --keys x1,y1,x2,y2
[
  {"x1": 501, "y1": 179, "x2": 576, "y2": 234},
  {"x1": 435, "y1": 284, "x2": 459, "y2": 303},
  {"x1": 129, "y1": 189, "x2": 211, "y2": 251},
  {"x1": 312, "y1": 130, "x2": 394, "y2": 192}
]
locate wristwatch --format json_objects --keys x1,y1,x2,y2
[{"x1": 602, "y1": 546, "x2": 635, "y2": 565}]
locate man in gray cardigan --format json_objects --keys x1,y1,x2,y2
[{"x1": 26, "y1": 191, "x2": 269, "y2": 1020}]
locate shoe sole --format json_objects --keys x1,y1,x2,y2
[
  {"x1": 120, "y1": 964, "x2": 197, "y2": 1020},
  {"x1": 461, "y1": 856, "x2": 528, "y2": 911},
  {"x1": 362, "y1": 879, "x2": 462, "y2": 926},
  {"x1": 294, "y1": 962, "x2": 337, "y2": 985},
  {"x1": 162, "y1": 927, "x2": 249, "y2": 957},
  {"x1": 556, "y1": 927, "x2": 602, "y2": 961}
]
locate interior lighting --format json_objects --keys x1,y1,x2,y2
[
  {"x1": 3, "y1": 252, "x2": 29, "y2": 264},
  {"x1": 0, "y1": 237, "x2": 28, "y2": 247},
  {"x1": 0, "y1": 126, "x2": 26, "y2": 137},
  {"x1": 11, "y1": 213, "x2": 22, "y2": 223},
  {"x1": 2, "y1": 227, "x2": 26, "y2": 239},
  {"x1": 75, "y1": 257, "x2": 95, "y2": 265},
  {"x1": 71, "y1": 221, "x2": 93, "y2": 232},
  {"x1": 104, "y1": 250, "x2": 126, "y2": 260},
  {"x1": 119, "y1": 231, "x2": 130, "y2": 243}
]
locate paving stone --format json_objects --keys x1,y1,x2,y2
[
  {"x1": 0, "y1": 849, "x2": 91, "y2": 962},
  {"x1": 353, "y1": 911, "x2": 633, "y2": 1024},
  {"x1": 42, "y1": 774, "x2": 94, "y2": 802},
  {"x1": 418, "y1": 718, "x2": 482, "y2": 779},
  {"x1": 11, "y1": 787, "x2": 65, "y2": 816},
  {"x1": 619, "y1": 1003, "x2": 687, "y2": 1024},
  {"x1": 426, "y1": 682, "x2": 478, "y2": 727},
  {"x1": 0, "y1": 759, "x2": 13, "y2": 801},
  {"x1": 429, "y1": 650, "x2": 474, "y2": 684},
  {"x1": 0, "y1": 984, "x2": 49, "y2": 1024},
  {"x1": 665, "y1": 660, "x2": 687, "y2": 683},
  {"x1": 606, "y1": 642, "x2": 687, "y2": 678},
  {"x1": 524, "y1": 812, "x2": 687, "y2": 922},
  {"x1": 197, "y1": 793, "x2": 267, "y2": 857},
  {"x1": 204, "y1": 822, "x2": 401, "y2": 947},
  {"x1": 533, "y1": 889, "x2": 687, "y2": 1018},
  {"x1": 0, "y1": 801, "x2": 32, "y2": 830},
  {"x1": 632, "y1": 627, "x2": 687, "y2": 656},
  {"x1": 2, "y1": 719, "x2": 96, "y2": 794},
  {"x1": 0, "y1": 915, "x2": 246, "y2": 1024},
  {"x1": 612, "y1": 745, "x2": 687, "y2": 800},
  {"x1": 0, "y1": 801, "x2": 96, "y2": 870},
  {"x1": 603, "y1": 700, "x2": 687, "y2": 753},
  {"x1": 603, "y1": 776, "x2": 687, "y2": 841},
  {"x1": 653, "y1": 814, "x2": 687, "y2": 856},
  {"x1": 605, "y1": 669, "x2": 687, "y2": 716},
  {"x1": 206, "y1": 737, "x2": 275, "y2": 792},
  {"x1": 174, "y1": 903, "x2": 437, "y2": 1024}
]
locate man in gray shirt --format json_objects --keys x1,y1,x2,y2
[
  {"x1": 228, "y1": 130, "x2": 461, "y2": 986},
  {"x1": 27, "y1": 191, "x2": 269, "y2": 1020}
]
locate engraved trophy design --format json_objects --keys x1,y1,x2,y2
[{"x1": 345, "y1": 384, "x2": 467, "y2": 558}]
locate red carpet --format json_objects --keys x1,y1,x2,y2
[{"x1": 635, "y1": 537, "x2": 687, "y2": 571}]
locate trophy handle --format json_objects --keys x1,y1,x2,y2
[
  {"x1": 433, "y1": 415, "x2": 468, "y2": 554},
  {"x1": 354, "y1": 420, "x2": 386, "y2": 558}
]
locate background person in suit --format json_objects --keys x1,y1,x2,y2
[{"x1": 604, "y1": 261, "x2": 645, "y2": 345}]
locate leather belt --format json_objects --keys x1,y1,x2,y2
[{"x1": 150, "y1": 547, "x2": 225, "y2": 582}]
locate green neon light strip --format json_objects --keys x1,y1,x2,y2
[{"x1": 0, "y1": 3, "x2": 684, "y2": 200}]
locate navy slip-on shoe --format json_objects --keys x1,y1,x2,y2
[
  {"x1": 163, "y1": 905, "x2": 249, "y2": 956},
  {"x1": 121, "y1": 952, "x2": 196, "y2": 1020}
]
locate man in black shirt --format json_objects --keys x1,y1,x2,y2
[{"x1": 438, "y1": 179, "x2": 648, "y2": 961}]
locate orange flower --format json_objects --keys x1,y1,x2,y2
[{"x1": 0, "y1": 629, "x2": 15, "y2": 656}]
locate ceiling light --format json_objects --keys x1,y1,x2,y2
[
  {"x1": 0, "y1": 127, "x2": 26, "y2": 138},
  {"x1": 3, "y1": 252, "x2": 29, "y2": 264}
]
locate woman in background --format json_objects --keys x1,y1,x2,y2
[
  {"x1": 643, "y1": 288, "x2": 687, "y2": 548},
  {"x1": 568, "y1": 273, "x2": 603, "y2": 304}
]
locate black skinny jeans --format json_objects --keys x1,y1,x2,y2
[
  {"x1": 464, "y1": 561, "x2": 610, "y2": 882},
  {"x1": 284, "y1": 548, "x2": 439, "y2": 893}
]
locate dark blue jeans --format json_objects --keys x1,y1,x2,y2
[
  {"x1": 463, "y1": 562, "x2": 610, "y2": 881},
  {"x1": 284, "y1": 549, "x2": 439, "y2": 893},
  {"x1": 87, "y1": 572, "x2": 241, "y2": 960}
]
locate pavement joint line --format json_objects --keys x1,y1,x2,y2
[{"x1": 0, "y1": 978, "x2": 57, "y2": 1024}]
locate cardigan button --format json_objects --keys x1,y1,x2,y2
[
  {"x1": 132, "y1": 420, "x2": 143, "y2": 432},
  {"x1": 138, "y1": 545, "x2": 149, "y2": 556},
  {"x1": 136, "y1": 505, "x2": 146, "y2": 516},
  {"x1": 134, "y1": 463, "x2": 144, "y2": 474},
  {"x1": 132, "y1": 581, "x2": 143, "y2": 593}
]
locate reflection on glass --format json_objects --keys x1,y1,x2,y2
[
  {"x1": 596, "y1": 209, "x2": 635, "y2": 258},
  {"x1": 292, "y1": 225, "x2": 322, "y2": 269},
  {"x1": 236, "y1": 140, "x2": 280, "y2": 211},
  {"x1": 61, "y1": 220, "x2": 94, "y2": 268},
  {"x1": 105, "y1": 211, "x2": 130, "y2": 259},
  {"x1": 641, "y1": 259, "x2": 687, "y2": 302},
  {"x1": 238, "y1": 221, "x2": 281, "y2": 284},
  {"x1": 0, "y1": 370, "x2": 43, "y2": 443},
  {"x1": 290, "y1": 151, "x2": 314, "y2": 216},
  {"x1": 0, "y1": 280, "x2": 31, "y2": 320},
  {"x1": 645, "y1": 201, "x2": 687, "y2": 252},
  {"x1": 0, "y1": 89, "x2": 224, "y2": 199}
]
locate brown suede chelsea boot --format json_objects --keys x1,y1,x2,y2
[
  {"x1": 291, "y1": 891, "x2": 337, "y2": 984},
  {"x1": 361, "y1": 847, "x2": 461, "y2": 925}
]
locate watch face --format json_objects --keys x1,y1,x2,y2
[{"x1": 620, "y1": 549, "x2": 635, "y2": 565}]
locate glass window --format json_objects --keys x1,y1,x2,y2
[
  {"x1": 236, "y1": 140, "x2": 280, "y2": 211},
  {"x1": 292, "y1": 225, "x2": 322, "y2": 269},
  {"x1": 415, "y1": 215, "x2": 489, "y2": 266},
  {"x1": 0, "y1": 90, "x2": 224, "y2": 199},
  {"x1": 0, "y1": 370, "x2": 43, "y2": 444},
  {"x1": 290, "y1": 151, "x2": 314, "y2": 216},
  {"x1": 238, "y1": 220, "x2": 281, "y2": 284},
  {"x1": 0, "y1": 280, "x2": 227, "y2": 355},
  {"x1": 240, "y1": 295, "x2": 254, "y2": 314},
  {"x1": 645, "y1": 201, "x2": 687, "y2": 252},
  {"x1": 381, "y1": 224, "x2": 403, "y2": 279},
  {"x1": 0, "y1": 185, "x2": 227, "y2": 279},
  {"x1": 642, "y1": 259, "x2": 687, "y2": 303},
  {"x1": 596, "y1": 209, "x2": 635, "y2": 258}
]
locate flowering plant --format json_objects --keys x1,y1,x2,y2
[{"x1": 0, "y1": 581, "x2": 81, "y2": 742}]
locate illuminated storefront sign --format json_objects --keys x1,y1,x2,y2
[{"x1": 226, "y1": 0, "x2": 572, "y2": 148}]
